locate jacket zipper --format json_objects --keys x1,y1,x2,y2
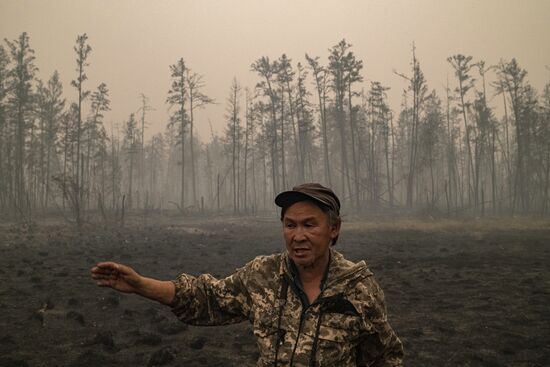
[
  {"x1": 289, "y1": 294, "x2": 327, "y2": 366},
  {"x1": 289, "y1": 307, "x2": 307, "y2": 366}
]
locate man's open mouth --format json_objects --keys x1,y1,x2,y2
[{"x1": 293, "y1": 248, "x2": 311, "y2": 256}]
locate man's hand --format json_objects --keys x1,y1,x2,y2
[
  {"x1": 91, "y1": 262, "x2": 142, "y2": 293},
  {"x1": 91, "y1": 262, "x2": 176, "y2": 305}
]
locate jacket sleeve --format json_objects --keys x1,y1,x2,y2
[
  {"x1": 356, "y1": 276, "x2": 404, "y2": 367},
  {"x1": 169, "y1": 263, "x2": 252, "y2": 326}
]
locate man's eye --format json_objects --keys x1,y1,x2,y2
[{"x1": 285, "y1": 223, "x2": 295, "y2": 228}]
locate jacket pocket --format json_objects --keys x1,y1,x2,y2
[
  {"x1": 313, "y1": 313, "x2": 362, "y2": 366},
  {"x1": 252, "y1": 310, "x2": 282, "y2": 364}
]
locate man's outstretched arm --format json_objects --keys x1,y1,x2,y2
[
  {"x1": 92, "y1": 260, "x2": 252, "y2": 325},
  {"x1": 91, "y1": 262, "x2": 175, "y2": 305}
]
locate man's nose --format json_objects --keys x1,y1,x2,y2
[{"x1": 293, "y1": 226, "x2": 307, "y2": 241}]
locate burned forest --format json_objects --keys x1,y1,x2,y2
[
  {"x1": 1, "y1": 36, "x2": 550, "y2": 220},
  {"x1": 1, "y1": 2, "x2": 550, "y2": 366}
]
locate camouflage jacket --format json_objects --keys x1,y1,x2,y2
[{"x1": 170, "y1": 249, "x2": 404, "y2": 366}]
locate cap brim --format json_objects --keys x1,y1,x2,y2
[{"x1": 275, "y1": 191, "x2": 330, "y2": 209}]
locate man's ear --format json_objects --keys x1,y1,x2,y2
[{"x1": 330, "y1": 219, "x2": 341, "y2": 239}]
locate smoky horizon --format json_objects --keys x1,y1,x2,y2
[{"x1": 0, "y1": 0, "x2": 549, "y2": 216}]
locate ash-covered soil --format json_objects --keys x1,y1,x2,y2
[{"x1": 0, "y1": 215, "x2": 549, "y2": 367}]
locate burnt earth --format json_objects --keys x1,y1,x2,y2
[{"x1": 0, "y1": 215, "x2": 549, "y2": 366}]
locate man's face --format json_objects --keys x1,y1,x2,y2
[{"x1": 282, "y1": 200, "x2": 340, "y2": 271}]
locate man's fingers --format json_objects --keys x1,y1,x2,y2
[
  {"x1": 96, "y1": 261, "x2": 120, "y2": 270},
  {"x1": 91, "y1": 267, "x2": 115, "y2": 275},
  {"x1": 92, "y1": 262, "x2": 134, "y2": 279},
  {"x1": 91, "y1": 261, "x2": 139, "y2": 293},
  {"x1": 95, "y1": 262, "x2": 134, "y2": 276},
  {"x1": 91, "y1": 273, "x2": 115, "y2": 280}
]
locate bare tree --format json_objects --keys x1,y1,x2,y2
[
  {"x1": 306, "y1": 54, "x2": 331, "y2": 187},
  {"x1": 70, "y1": 33, "x2": 92, "y2": 227},
  {"x1": 123, "y1": 113, "x2": 139, "y2": 209},
  {"x1": 0, "y1": 46, "x2": 8, "y2": 211},
  {"x1": 251, "y1": 57, "x2": 280, "y2": 194},
  {"x1": 137, "y1": 93, "x2": 153, "y2": 208},
  {"x1": 187, "y1": 70, "x2": 214, "y2": 208},
  {"x1": 395, "y1": 44, "x2": 428, "y2": 208},
  {"x1": 5, "y1": 32, "x2": 37, "y2": 219},
  {"x1": 277, "y1": 54, "x2": 303, "y2": 184},
  {"x1": 295, "y1": 62, "x2": 316, "y2": 182},
  {"x1": 328, "y1": 40, "x2": 354, "y2": 202},
  {"x1": 166, "y1": 58, "x2": 188, "y2": 210},
  {"x1": 36, "y1": 71, "x2": 65, "y2": 209},
  {"x1": 496, "y1": 59, "x2": 531, "y2": 212},
  {"x1": 224, "y1": 78, "x2": 242, "y2": 214},
  {"x1": 447, "y1": 54, "x2": 476, "y2": 209},
  {"x1": 84, "y1": 83, "x2": 110, "y2": 209},
  {"x1": 344, "y1": 45, "x2": 363, "y2": 209}
]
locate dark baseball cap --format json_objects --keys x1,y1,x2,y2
[{"x1": 275, "y1": 183, "x2": 341, "y2": 215}]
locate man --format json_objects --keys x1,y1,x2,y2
[{"x1": 91, "y1": 183, "x2": 403, "y2": 366}]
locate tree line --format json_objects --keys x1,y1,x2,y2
[{"x1": 1, "y1": 32, "x2": 549, "y2": 226}]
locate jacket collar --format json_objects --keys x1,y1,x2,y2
[{"x1": 279, "y1": 248, "x2": 371, "y2": 296}]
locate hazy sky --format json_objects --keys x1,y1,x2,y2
[{"x1": 1, "y1": 0, "x2": 549, "y2": 142}]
